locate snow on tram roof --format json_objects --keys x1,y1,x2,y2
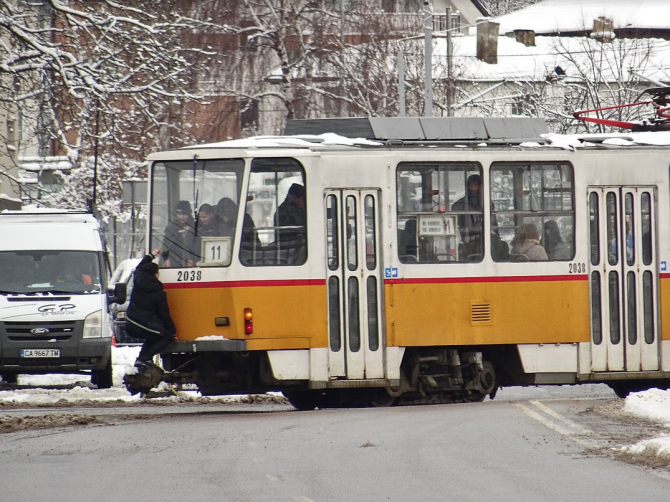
[
  {"x1": 532, "y1": 131, "x2": 670, "y2": 150},
  {"x1": 150, "y1": 124, "x2": 670, "y2": 161},
  {"x1": 183, "y1": 133, "x2": 383, "y2": 150}
]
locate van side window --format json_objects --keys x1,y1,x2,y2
[
  {"x1": 396, "y1": 163, "x2": 483, "y2": 263},
  {"x1": 241, "y1": 158, "x2": 307, "y2": 266},
  {"x1": 490, "y1": 163, "x2": 574, "y2": 262}
]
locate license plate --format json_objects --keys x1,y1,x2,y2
[{"x1": 20, "y1": 349, "x2": 61, "y2": 358}]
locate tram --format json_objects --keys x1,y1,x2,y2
[{"x1": 128, "y1": 116, "x2": 670, "y2": 408}]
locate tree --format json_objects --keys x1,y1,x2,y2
[
  {"x1": 447, "y1": 32, "x2": 667, "y2": 134},
  {"x1": 0, "y1": 0, "x2": 210, "y2": 215}
]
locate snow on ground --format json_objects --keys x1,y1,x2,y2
[
  {"x1": 621, "y1": 389, "x2": 670, "y2": 459},
  {"x1": 0, "y1": 346, "x2": 261, "y2": 406},
  {"x1": 2, "y1": 346, "x2": 670, "y2": 464}
]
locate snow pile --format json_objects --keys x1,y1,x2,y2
[
  {"x1": 625, "y1": 388, "x2": 670, "y2": 426},
  {"x1": 618, "y1": 389, "x2": 670, "y2": 462}
]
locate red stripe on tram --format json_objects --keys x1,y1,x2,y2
[
  {"x1": 384, "y1": 274, "x2": 589, "y2": 285},
  {"x1": 164, "y1": 279, "x2": 327, "y2": 289}
]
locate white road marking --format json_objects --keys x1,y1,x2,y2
[
  {"x1": 266, "y1": 474, "x2": 281, "y2": 482},
  {"x1": 529, "y1": 400, "x2": 592, "y2": 434},
  {"x1": 512, "y1": 402, "x2": 574, "y2": 436}
]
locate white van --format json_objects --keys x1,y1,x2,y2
[{"x1": 0, "y1": 212, "x2": 125, "y2": 387}]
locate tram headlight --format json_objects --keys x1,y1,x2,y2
[{"x1": 244, "y1": 308, "x2": 253, "y2": 335}]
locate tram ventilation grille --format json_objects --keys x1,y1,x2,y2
[{"x1": 471, "y1": 303, "x2": 492, "y2": 326}]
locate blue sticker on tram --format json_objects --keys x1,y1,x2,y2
[
  {"x1": 385, "y1": 267, "x2": 398, "y2": 278},
  {"x1": 662, "y1": 261, "x2": 667, "y2": 272}
]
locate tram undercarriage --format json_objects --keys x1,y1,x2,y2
[{"x1": 123, "y1": 347, "x2": 511, "y2": 407}]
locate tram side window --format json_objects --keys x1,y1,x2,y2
[
  {"x1": 240, "y1": 158, "x2": 307, "y2": 267},
  {"x1": 490, "y1": 162, "x2": 574, "y2": 262},
  {"x1": 396, "y1": 163, "x2": 483, "y2": 263},
  {"x1": 150, "y1": 159, "x2": 245, "y2": 268}
]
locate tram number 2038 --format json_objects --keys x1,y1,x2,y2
[
  {"x1": 568, "y1": 262, "x2": 587, "y2": 274},
  {"x1": 177, "y1": 270, "x2": 202, "y2": 282}
]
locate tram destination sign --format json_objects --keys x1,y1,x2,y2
[{"x1": 419, "y1": 215, "x2": 456, "y2": 236}]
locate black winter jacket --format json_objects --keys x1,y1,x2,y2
[{"x1": 125, "y1": 255, "x2": 176, "y2": 337}]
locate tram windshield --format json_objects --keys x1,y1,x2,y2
[{"x1": 150, "y1": 159, "x2": 245, "y2": 268}]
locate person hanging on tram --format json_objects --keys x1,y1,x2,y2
[{"x1": 125, "y1": 254, "x2": 177, "y2": 368}]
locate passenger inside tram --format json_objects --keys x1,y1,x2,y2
[
  {"x1": 196, "y1": 203, "x2": 222, "y2": 237},
  {"x1": 274, "y1": 183, "x2": 306, "y2": 229},
  {"x1": 510, "y1": 223, "x2": 548, "y2": 261},
  {"x1": 451, "y1": 174, "x2": 484, "y2": 261},
  {"x1": 542, "y1": 220, "x2": 571, "y2": 260},
  {"x1": 161, "y1": 200, "x2": 196, "y2": 268},
  {"x1": 217, "y1": 197, "x2": 261, "y2": 248}
]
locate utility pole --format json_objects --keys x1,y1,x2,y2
[
  {"x1": 398, "y1": 49, "x2": 406, "y2": 117},
  {"x1": 423, "y1": 1, "x2": 433, "y2": 117},
  {"x1": 340, "y1": 0, "x2": 345, "y2": 115},
  {"x1": 446, "y1": 7, "x2": 454, "y2": 117}
]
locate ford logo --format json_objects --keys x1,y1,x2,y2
[{"x1": 31, "y1": 328, "x2": 50, "y2": 335}]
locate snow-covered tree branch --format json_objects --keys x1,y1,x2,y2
[{"x1": 0, "y1": 0, "x2": 212, "y2": 215}]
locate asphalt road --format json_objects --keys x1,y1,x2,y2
[{"x1": 1, "y1": 385, "x2": 669, "y2": 502}]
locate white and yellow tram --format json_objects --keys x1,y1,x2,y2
[{"x1": 135, "y1": 117, "x2": 670, "y2": 407}]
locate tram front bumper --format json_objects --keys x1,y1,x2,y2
[{"x1": 162, "y1": 339, "x2": 247, "y2": 354}]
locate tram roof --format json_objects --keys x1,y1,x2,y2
[
  {"x1": 146, "y1": 118, "x2": 670, "y2": 161},
  {"x1": 283, "y1": 117, "x2": 549, "y2": 142}
]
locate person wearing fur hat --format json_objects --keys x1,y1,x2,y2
[{"x1": 125, "y1": 254, "x2": 176, "y2": 368}]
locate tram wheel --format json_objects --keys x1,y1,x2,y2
[
  {"x1": 464, "y1": 361, "x2": 496, "y2": 402},
  {"x1": 283, "y1": 390, "x2": 321, "y2": 411},
  {"x1": 369, "y1": 388, "x2": 397, "y2": 407},
  {"x1": 463, "y1": 391, "x2": 487, "y2": 402}
]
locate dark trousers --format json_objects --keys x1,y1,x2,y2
[{"x1": 126, "y1": 322, "x2": 175, "y2": 363}]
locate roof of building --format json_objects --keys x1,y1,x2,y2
[
  {"x1": 495, "y1": 0, "x2": 670, "y2": 36},
  {"x1": 433, "y1": 34, "x2": 670, "y2": 83}
]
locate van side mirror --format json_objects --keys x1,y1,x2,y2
[{"x1": 109, "y1": 282, "x2": 127, "y2": 305}]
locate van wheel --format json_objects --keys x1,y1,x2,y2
[
  {"x1": 1, "y1": 374, "x2": 18, "y2": 385},
  {"x1": 93, "y1": 357, "x2": 113, "y2": 389}
]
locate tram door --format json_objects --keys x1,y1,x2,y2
[
  {"x1": 588, "y1": 187, "x2": 659, "y2": 372},
  {"x1": 325, "y1": 190, "x2": 385, "y2": 380}
]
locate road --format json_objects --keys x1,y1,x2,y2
[{"x1": 0, "y1": 385, "x2": 669, "y2": 502}]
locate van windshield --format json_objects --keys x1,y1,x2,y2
[{"x1": 0, "y1": 251, "x2": 102, "y2": 295}]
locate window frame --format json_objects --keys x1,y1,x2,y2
[
  {"x1": 396, "y1": 162, "x2": 484, "y2": 264},
  {"x1": 149, "y1": 158, "x2": 245, "y2": 269},
  {"x1": 490, "y1": 161, "x2": 575, "y2": 262},
  {"x1": 240, "y1": 157, "x2": 308, "y2": 267}
]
